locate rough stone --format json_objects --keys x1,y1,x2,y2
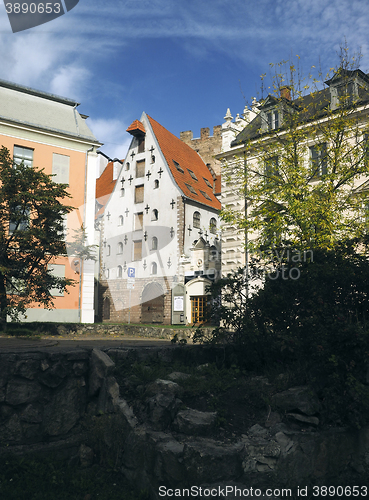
[
  {"x1": 89, "y1": 349, "x2": 115, "y2": 396},
  {"x1": 183, "y1": 438, "x2": 244, "y2": 483},
  {"x1": 6, "y1": 379, "x2": 42, "y2": 405},
  {"x1": 287, "y1": 413, "x2": 319, "y2": 426},
  {"x1": 147, "y1": 392, "x2": 179, "y2": 431},
  {"x1": 173, "y1": 408, "x2": 217, "y2": 436},
  {"x1": 147, "y1": 379, "x2": 181, "y2": 396},
  {"x1": 79, "y1": 444, "x2": 94, "y2": 468},
  {"x1": 272, "y1": 386, "x2": 320, "y2": 416},
  {"x1": 15, "y1": 359, "x2": 40, "y2": 380},
  {"x1": 38, "y1": 361, "x2": 68, "y2": 388},
  {"x1": 43, "y1": 377, "x2": 86, "y2": 436},
  {"x1": 167, "y1": 371, "x2": 191, "y2": 381},
  {"x1": 19, "y1": 404, "x2": 43, "y2": 423}
]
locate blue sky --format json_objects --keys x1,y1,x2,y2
[{"x1": 0, "y1": 0, "x2": 368, "y2": 159}]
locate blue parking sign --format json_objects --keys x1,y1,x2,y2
[{"x1": 128, "y1": 267, "x2": 135, "y2": 278}]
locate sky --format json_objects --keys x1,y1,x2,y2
[{"x1": 0, "y1": 0, "x2": 368, "y2": 160}]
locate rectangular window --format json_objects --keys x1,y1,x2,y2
[
  {"x1": 310, "y1": 143, "x2": 327, "y2": 177},
  {"x1": 136, "y1": 159, "x2": 145, "y2": 178},
  {"x1": 137, "y1": 136, "x2": 145, "y2": 153},
  {"x1": 133, "y1": 240, "x2": 142, "y2": 261},
  {"x1": 134, "y1": 212, "x2": 143, "y2": 230},
  {"x1": 9, "y1": 206, "x2": 30, "y2": 233},
  {"x1": 52, "y1": 153, "x2": 70, "y2": 184},
  {"x1": 14, "y1": 146, "x2": 33, "y2": 168},
  {"x1": 135, "y1": 185, "x2": 144, "y2": 203},
  {"x1": 48, "y1": 264, "x2": 65, "y2": 297},
  {"x1": 267, "y1": 111, "x2": 279, "y2": 130},
  {"x1": 264, "y1": 156, "x2": 279, "y2": 182}
]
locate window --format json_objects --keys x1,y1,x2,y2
[
  {"x1": 151, "y1": 209, "x2": 158, "y2": 221},
  {"x1": 120, "y1": 188, "x2": 125, "y2": 197},
  {"x1": 264, "y1": 156, "x2": 279, "y2": 182},
  {"x1": 48, "y1": 264, "x2": 65, "y2": 297},
  {"x1": 119, "y1": 215, "x2": 124, "y2": 226},
  {"x1": 133, "y1": 240, "x2": 142, "y2": 261},
  {"x1": 173, "y1": 160, "x2": 184, "y2": 173},
  {"x1": 310, "y1": 144, "x2": 327, "y2": 177},
  {"x1": 203, "y1": 177, "x2": 213, "y2": 189},
  {"x1": 154, "y1": 179, "x2": 159, "y2": 189},
  {"x1": 117, "y1": 265, "x2": 123, "y2": 278},
  {"x1": 187, "y1": 169, "x2": 198, "y2": 181},
  {"x1": 106, "y1": 245, "x2": 111, "y2": 256},
  {"x1": 185, "y1": 183, "x2": 198, "y2": 195},
  {"x1": 209, "y1": 218, "x2": 217, "y2": 234},
  {"x1": 200, "y1": 190, "x2": 212, "y2": 201},
  {"x1": 135, "y1": 185, "x2": 144, "y2": 203},
  {"x1": 14, "y1": 146, "x2": 33, "y2": 168},
  {"x1": 126, "y1": 162, "x2": 130, "y2": 171},
  {"x1": 52, "y1": 153, "x2": 70, "y2": 184},
  {"x1": 137, "y1": 136, "x2": 145, "y2": 153},
  {"x1": 151, "y1": 236, "x2": 158, "y2": 250},
  {"x1": 193, "y1": 211, "x2": 201, "y2": 229},
  {"x1": 267, "y1": 110, "x2": 279, "y2": 130},
  {"x1": 151, "y1": 262, "x2": 157, "y2": 275},
  {"x1": 134, "y1": 212, "x2": 143, "y2": 230},
  {"x1": 337, "y1": 81, "x2": 355, "y2": 107},
  {"x1": 117, "y1": 242, "x2": 123, "y2": 254},
  {"x1": 9, "y1": 206, "x2": 29, "y2": 233},
  {"x1": 136, "y1": 159, "x2": 145, "y2": 178}
]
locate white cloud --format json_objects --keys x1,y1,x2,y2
[
  {"x1": 50, "y1": 65, "x2": 90, "y2": 99},
  {"x1": 87, "y1": 117, "x2": 131, "y2": 160}
]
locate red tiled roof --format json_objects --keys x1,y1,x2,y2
[
  {"x1": 96, "y1": 161, "x2": 116, "y2": 216},
  {"x1": 147, "y1": 115, "x2": 221, "y2": 210},
  {"x1": 126, "y1": 120, "x2": 146, "y2": 135}
]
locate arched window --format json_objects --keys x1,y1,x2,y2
[
  {"x1": 107, "y1": 244, "x2": 111, "y2": 256},
  {"x1": 152, "y1": 209, "x2": 158, "y2": 221},
  {"x1": 126, "y1": 162, "x2": 130, "y2": 171},
  {"x1": 151, "y1": 236, "x2": 158, "y2": 250},
  {"x1": 209, "y1": 217, "x2": 217, "y2": 234},
  {"x1": 120, "y1": 188, "x2": 125, "y2": 197},
  {"x1": 151, "y1": 262, "x2": 157, "y2": 275},
  {"x1": 193, "y1": 211, "x2": 201, "y2": 229},
  {"x1": 117, "y1": 242, "x2": 123, "y2": 254},
  {"x1": 154, "y1": 179, "x2": 159, "y2": 189},
  {"x1": 117, "y1": 265, "x2": 123, "y2": 278},
  {"x1": 119, "y1": 215, "x2": 124, "y2": 226}
]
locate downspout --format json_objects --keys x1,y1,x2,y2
[{"x1": 78, "y1": 145, "x2": 94, "y2": 322}]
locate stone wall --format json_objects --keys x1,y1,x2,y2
[
  {"x1": 180, "y1": 126, "x2": 222, "y2": 176},
  {"x1": 1, "y1": 345, "x2": 368, "y2": 500}
]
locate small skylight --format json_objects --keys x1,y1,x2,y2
[
  {"x1": 185, "y1": 183, "x2": 198, "y2": 195},
  {"x1": 200, "y1": 190, "x2": 212, "y2": 201},
  {"x1": 187, "y1": 169, "x2": 198, "y2": 181},
  {"x1": 173, "y1": 160, "x2": 184, "y2": 173},
  {"x1": 203, "y1": 177, "x2": 213, "y2": 188}
]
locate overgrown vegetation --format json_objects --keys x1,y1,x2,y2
[{"x1": 195, "y1": 240, "x2": 369, "y2": 428}]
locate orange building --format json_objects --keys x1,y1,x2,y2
[{"x1": 0, "y1": 79, "x2": 102, "y2": 323}]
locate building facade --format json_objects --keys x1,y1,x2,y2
[
  {"x1": 99, "y1": 112, "x2": 221, "y2": 325},
  {"x1": 0, "y1": 79, "x2": 101, "y2": 323},
  {"x1": 218, "y1": 70, "x2": 369, "y2": 277}
]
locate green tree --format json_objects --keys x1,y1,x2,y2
[
  {"x1": 0, "y1": 146, "x2": 75, "y2": 329},
  {"x1": 222, "y1": 47, "x2": 369, "y2": 251}
]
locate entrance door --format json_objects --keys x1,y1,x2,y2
[{"x1": 191, "y1": 296, "x2": 208, "y2": 324}]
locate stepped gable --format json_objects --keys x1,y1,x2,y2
[{"x1": 147, "y1": 115, "x2": 220, "y2": 210}]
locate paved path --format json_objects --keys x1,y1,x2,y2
[{"x1": 0, "y1": 336, "x2": 173, "y2": 351}]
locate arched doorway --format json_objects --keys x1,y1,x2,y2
[
  {"x1": 141, "y1": 282, "x2": 164, "y2": 324},
  {"x1": 103, "y1": 297, "x2": 111, "y2": 320}
]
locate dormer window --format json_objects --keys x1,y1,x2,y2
[{"x1": 267, "y1": 110, "x2": 279, "y2": 130}]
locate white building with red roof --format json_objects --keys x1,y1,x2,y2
[{"x1": 99, "y1": 112, "x2": 221, "y2": 325}]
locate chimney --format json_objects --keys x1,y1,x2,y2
[{"x1": 280, "y1": 86, "x2": 291, "y2": 101}]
